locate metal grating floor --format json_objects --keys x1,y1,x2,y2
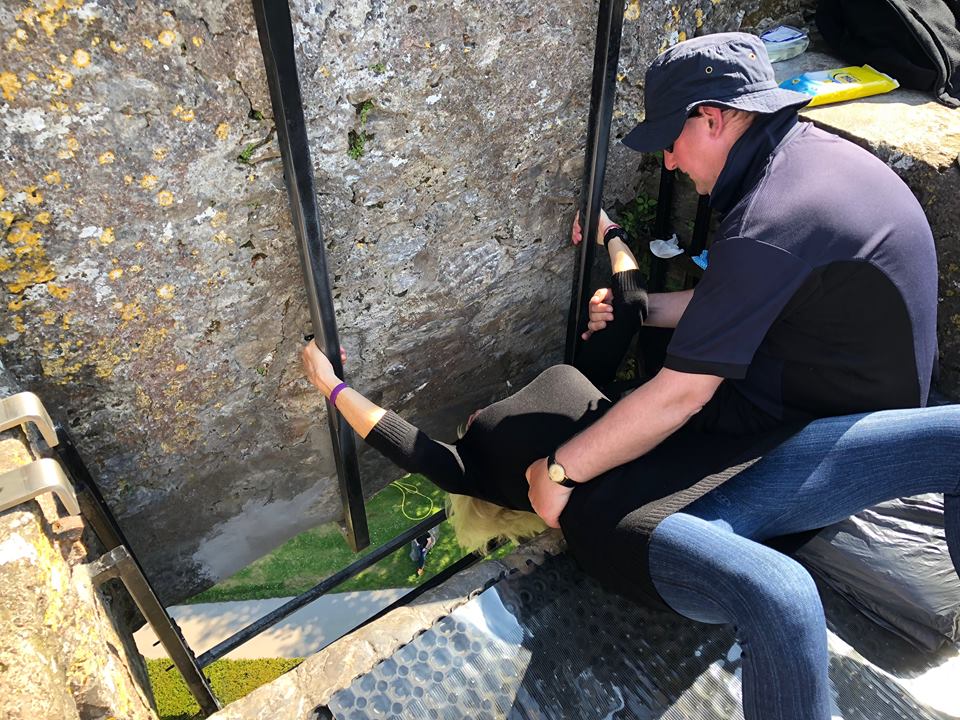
[{"x1": 328, "y1": 553, "x2": 956, "y2": 720}]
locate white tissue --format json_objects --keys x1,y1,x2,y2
[{"x1": 649, "y1": 234, "x2": 683, "y2": 258}]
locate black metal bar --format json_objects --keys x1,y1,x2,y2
[
  {"x1": 89, "y1": 547, "x2": 221, "y2": 716},
  {"x1": 196, "y1": 509, "x2": 447, "y2": 668},
  {"x1": 564, "y1": 0, "x2": 626, "y2": 364},
  {"x1": 346, "y1": 548, "x2": 489, "y2": 638},
  {"x1": 684, "y1": 194, "x2": 712, "y2": 289},
  {"x1": 649, "y1": 159, "x2": 675, "y2": 293},
  {"x1": 50, "y1": 425, "x2": 220, "y2": 716},
  {"x1": 51, "y1": 425, "x2": 125, "y2": 551},
  {"x1": 251, "y1": 0, "x2": 369, "y2": 553}
]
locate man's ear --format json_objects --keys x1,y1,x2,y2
[{"x1": 703, "y1": 105, "x2": 725, "y2": 136}]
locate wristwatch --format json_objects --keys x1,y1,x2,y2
[
  {"x1": 602, "y1": 224, "x2": 628, "y2": 246},
  {"x1": 546, "y1": 453, "x2": 577, "y2": 488}
]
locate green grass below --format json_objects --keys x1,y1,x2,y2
[
  {"x1": 189, "y1": 474, "x2": 470, "y2": 603},
  {"x1": 147, "y1": 657, "x2": 302, "y2": 720}
]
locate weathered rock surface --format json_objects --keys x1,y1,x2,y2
[
  {"x1": 0, "y1": 0, "x2": 798, "y2": 603},
  {"x1": 0, "y1": 368, "x2": 155, "y2": 720}
]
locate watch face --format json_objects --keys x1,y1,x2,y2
[{"x1": 548, "y1": 462, "x2": 566, "y2": 483}]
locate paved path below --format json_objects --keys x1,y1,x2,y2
[{"x1": 135, "y1": 589, "x2": 408, "y2": 660}]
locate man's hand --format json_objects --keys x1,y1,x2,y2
[
  {"x1": 582, "y1": 287, "x2": 614, "y2": 340},
  {"x1": 571, "y1": 209, "x2": 615, "y2": 246},
  {"x1": 526, "y1": 457, "x2": 573, "y2": 528}
]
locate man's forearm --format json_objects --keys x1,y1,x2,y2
[
  {"x1": 555, "y1": 368, "x2": 721, "y2": 483},
  {"x1": 645, "y1": 289, "x2": 694, "y2": 328}
]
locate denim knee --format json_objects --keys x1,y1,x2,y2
[{"x1": 740, "y1": 554, "x2": 824, "y2": 636}]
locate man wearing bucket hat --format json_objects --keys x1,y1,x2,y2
[{"x1": 527, "y1": 32, "x2": 943, "y2": 720}]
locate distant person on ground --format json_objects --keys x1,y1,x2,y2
[{"x1": 411, "y1": 527, "x2": 438, "y2": 577}]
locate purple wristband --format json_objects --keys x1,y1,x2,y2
[{"x1": 329, "y1": 382, "x2": 348, "y2": 407}]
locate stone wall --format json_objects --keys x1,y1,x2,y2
[
  {"x1": 0, "y1": 0, "x2": 790, "y2": 603},
  {"x1": 0, "y1": 370, "x2": 155, "y2": 719}
]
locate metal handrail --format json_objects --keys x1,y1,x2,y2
[
  {"x1": 252, "y1": 0, "x2": 370, "y2": 553},
  {"x1": 565, "y1": 0, "x2": 626, "y2": 364}
]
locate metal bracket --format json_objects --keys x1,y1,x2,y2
[
  {"x1": 88, "y1": 546, "x2": 221, "y2": 716},
  {"x1": 0, "y1": 391, "x2": 58, "y2": 447},
  {"x1": 0, "y1": 458, "x2": 80, "y2": 516}
]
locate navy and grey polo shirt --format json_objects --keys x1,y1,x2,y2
[{"x1": 667, "y1": 110, "x2": 938, "y2": 427}]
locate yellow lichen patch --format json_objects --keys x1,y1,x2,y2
[
  {"x1": 0, "y1": 183, "x2": 5, "y2": 202},
  {"x1": 49, "y1": 99, "x2": 68, "y2": 113},
  {"x1": 210, "y1": 211, "x2": 228, "y2": 228},
  {"x1": 133, "y1": 241, "x2": 143, "y2": 251},
  {"x1": 695, "y1": 8, "x2": 705, "y2": 28},
  {"x1": 678, "y1": 31, "x2": 687, "y2": 42},
  {"x1": 47, "y1": 284, "x2": 70, "y2": 300},
  {"x1": 130, "y1": 264, "x2": 142, "y2": 273},
  {"x1": 24, "y1": 186, "x2": 43, "y2": 205},
  {"x1": 71, "y1": 49, "x2": 91, "y2": 68},
  {"x1": 61, "y1": 311, "x2": 72, "y2": 329},
  {"x1": 192, "y1": 36, "x2": 203, "y2": 47},
  {"x1": 99, "y1": 227, "x2": 115, "y2": 245},
  {"x1": 108, "y1": 268, "x2": 122, "y2": 280},
  {"x1": 672, "y1": 5, "x2": 681, "y2": 22},
  {"x1": 109, "y1": 40, "x2": 126, "y2": 53},
  {"x1": 172, "y1": 104, "x2": 195, "y2": 122},
  {"x1": 43, "y1": 170, "x2": 62, "y2": 185},
  {"x1": 40, "y1": 310, "x2": 57, "y2": 325},
  {"x1": 47, "y1": 67, "x2": 73, "y2": 92},
  {"x1": 0, "y1": 72, "x2": 22, "y2": 101},
  {"x1": 142, "y1": 38, "x2": 154, "y2": 50},
  {"x1": 0, "y1": 211, "x2": 14, "y2": 227},
  {"x1": 25, "y1": 71, "x2": 39, "y2": 84},
  {"x1": 13, "y1": 316, "x2": 26, "y2": 333},
  {"x1": 6, "y1": 30, "x2": 26, "y2": 53},
  {"x1": 215, "y1": 122, "x2": 230, "y2": 141},
  {"x1": 319, "y1": 66, "x2": 331, "y2": 78},
  {"x1": 624, "y1": 0, "x2": 641, "y2": 21},
  {"x1": 34, "y1": 212, "x2": 51, "y2": 225},
  {"x1": 212, "y1": 231, "x2": 233, "y2": 245},
  {"x1": 8, "y1": 299, "x2": 23, "y2": 311},
  {"x1": 139, "y1": 174, "x2": 158, "y2": 189},
  {"x1": 157, "y1": 30, "x2": 177, "y2": 47},
  {"x1": 152, "y1": 147, "x2": 168, "y2": 162},
  {"x1": 156, "y1": 284, "x2": 175, "y2": 300},
  {"x1": 156, "y1": 190, "x2": 174, "y2": 207},
  {"x1": 97, "y1": 150, "x2": 115, "y2": 165},
  {"x1": 112, "y1": 301, "x2": 144, "y2": 322},
  {"x1": 123, "y1": 175, "x2": 132, "y2": 185},
  {"x1": 57, "y1": 136, "x2": 79, "y2": 159},
  {"x1": 175, "y1": 362, "x2": 187, "y2": 372}
]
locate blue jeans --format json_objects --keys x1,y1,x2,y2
[{"x1": 648, "y1": 406, "x2": 960, "y2": 720}]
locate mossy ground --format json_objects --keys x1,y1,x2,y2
[
  {"x1": 147, "y1": 657, "x2": 302, "y2": 720},
  {"x1": 189, "y1": 474, "x2": 465, "y2": 602}
]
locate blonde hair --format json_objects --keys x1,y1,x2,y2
[{"x1": 445, "y1": 493, "x2": 548, "y2": 553}]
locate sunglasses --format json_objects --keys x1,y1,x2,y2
[{"x1": 665, "y1": 109, "x2": 705, "y2": 153}]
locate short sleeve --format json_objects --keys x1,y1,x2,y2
[{"x1": 665, "y1": 236, "x2": 811, "y2": 378}]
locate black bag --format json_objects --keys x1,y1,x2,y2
[{"x1": 817, "y1": 0, "x2": 960, "y2": 107}]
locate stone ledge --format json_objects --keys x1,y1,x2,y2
[
  {"x1": 773, "y1": 50, "x2": 960, "y2": 172},
  {"x1": 208, "y1": 530, "x2": 567, "y2": 720}
]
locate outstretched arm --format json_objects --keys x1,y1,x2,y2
[{"x1": 301, "y1": 343, "x2": 469, "y2": 493}]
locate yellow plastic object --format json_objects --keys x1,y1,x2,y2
[{"x1": 779, "y1": 64, "x2": 899, "y2": 107}]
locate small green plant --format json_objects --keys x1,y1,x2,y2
[
  {"x1": 370, "y1": 62, "x2": 386, "y2": 74},
  {"x1": 619, "y1": 193, "x2": 658, "y2": 238},
  {"x1": 347, "y1": 130, "x2": 367, "y2": 160},
  {"x1": 347, "y1": 100, "x2": 375, "y2": 159},
  {"x1": 357, "y1": 99, "x2": 374, "y2": 125},
  {"x1": 236, "y1": 143, "x2": 258, "y2": 164},
  {"x1": 249, "y1": 109, "x2": 264, "y2": 122}
]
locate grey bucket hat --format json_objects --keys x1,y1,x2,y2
[{"x1": 623, "y1": 32, "x2": 811, "y2": 152}]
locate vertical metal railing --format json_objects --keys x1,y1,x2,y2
[
  {"x1": 252, "y1": 0, "x2": 369, "y2": 552},
  {"x1": 565, "y1": 0, "x2": 626, "y2": 364}
]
